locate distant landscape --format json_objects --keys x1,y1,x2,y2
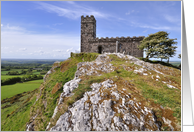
[
  {"x1": 169, "y1": 61, "x2": 181, "y2": 67},
  {"x1": 1, "y1": 59, "x2": 65, "y2": 130},
  {"x1": 1, "y1": 59, "x2": 65, "y2": 93},
  {"x1": 1, "y1": 59, "x2": 62, "y2": 99}
]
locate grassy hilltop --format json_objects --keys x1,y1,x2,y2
[{"x1": 1, "y1": 53, "x2": 181, "y2": 131}]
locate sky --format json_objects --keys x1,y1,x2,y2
[{"x1": 1, "y1": 1, "x2": 181, "y2": 61}]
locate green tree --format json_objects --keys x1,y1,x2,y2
[
  {"x1": 138, "y1": 31, "x2": 177, "y2": 63},
  {"x1": 178, "y1": 54, "x2": 181, "y2": 59},
  {"x1": 178, "y1": 54, "x2": 181, "y2": 69}
]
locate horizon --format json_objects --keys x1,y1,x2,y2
[
  {"x1": 1, "y1": 1, "x2": 181, "y2": 61},
  {"x1": 1, "y1": 58, "x2": 181, "y2": 62}
]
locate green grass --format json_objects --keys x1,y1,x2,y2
[
  {"x1": 1, "y1": 91, "x2": 37, "y2": 131},
  {"x1": 30, "y1": 65, "x2": 78, "y2": 130},
  {"x1": 32, "y1": 71, "x2": 41, "y2": 75},
  {"x1": 24, "y1": 79, "x2": 43, "y2": 83},
  {"x1": 1, "y1": 80, "x2": 42, "y2": 100},
  {"x1": 1, "y1": 69, "x2": 23, "y2": 75},
  {"x1": 134, "y1": 79, "x2": 181, "y2": 123},
  {"x1": 1, "y1": 75, "x2": 24, "y2": 80}
]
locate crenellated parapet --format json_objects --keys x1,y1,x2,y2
[
  {"x1": 88, "y1": 36, "x2": 145, "y2": 43},
  {"x1": 81, "y1": 15, "x2": 96, "y2": 23}
]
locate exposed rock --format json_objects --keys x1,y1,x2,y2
[
  {"x1": 50, "y1": 80, "x2": 161, "y2": 131},
  {"x1": 75, "y1": 54, "x2": 114, "y2": 78},
  {"x1": 26, "y1": 114, "x2": 38, "y2": 131}
]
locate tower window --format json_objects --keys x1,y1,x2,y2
[{"x1": 86, "y1": 24, "x2": 88, "y2": 27}]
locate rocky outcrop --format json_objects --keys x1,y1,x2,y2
[
  {"x1": 50, "y1": 79, "x2": 161, "y2": 131},
  {"x1": 46, "y1": 53, "x2": 179, "y2": 131},
  {"x1": 75, "y1": 54, "x2": 114, "y2": 78}
]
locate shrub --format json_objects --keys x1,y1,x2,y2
[{"x1": 1, "y1": 77, "x2": 21, "y2": 86}]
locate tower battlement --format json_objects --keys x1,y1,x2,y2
[{"x1": 81, "y1": 15, "x2": 96, "y2": 23}]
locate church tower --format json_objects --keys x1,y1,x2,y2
[{"x1": 81, "y1": 15, "x2": 96, "y2": 52}]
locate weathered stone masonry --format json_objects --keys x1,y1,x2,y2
[{"x1": 81, "y1": 15, "x2": 144, "y2": 57}]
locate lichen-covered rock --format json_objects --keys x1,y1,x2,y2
[
  {"x1": 75, "y1": 54, "x2": 114, "y2": 78},
  {"x1": 50, "y1": 80, "x2": 162, "y2": 131}
]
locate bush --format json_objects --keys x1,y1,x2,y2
[
  {"x1": 1, "y1": 75, "x2": 43, "y2": 85},
  {"x1": 6, "y1": 71, "x2": 20, "y2": 75},
  {"x1": 1, "y1": 77, "x2": 21, "y2": 86},
  {"x1": 40, "y1": 71, "x2": 47, "y2": 75}
]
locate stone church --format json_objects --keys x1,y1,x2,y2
[{"x1": 80, "y1": 15, "x2": 144, "y2": 57}]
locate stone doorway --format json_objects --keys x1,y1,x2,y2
[{"x1": 98, "y1": 46, "x2": 102, "y2": 54}]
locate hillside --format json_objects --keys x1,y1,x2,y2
[{"x1": 12, "y1": 52, "x2": 181, "y2": 131}]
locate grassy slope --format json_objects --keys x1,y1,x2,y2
[
  {"x1": 29, "y1": 53, "x2": 99, "y2": 131},
  {"x1": 1, "y1": 90, "x2": 38, "y2": 131},
  {"x1": 1, "y1": 79, "x2": 43, "y2": 100}
]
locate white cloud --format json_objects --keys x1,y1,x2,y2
[
  {"x1": 130, "y1": 21, "x2": 180, "y2": 31},
  {"x1": 66, "y1": 48, "x2": 73, "y2": 52},
  {"x1": 143, "y1": 30, "x2": 148, "y2": 33},
  {"x1": 53, "y1": 23, "x2": 63, "y2": 26},
  {"x1": 4, "y1": 24, "x2": 25, "y2": 31},
  {"x1": 1, "y1": 46, "x2": 9, "y2": 49},
  {"x1": 1, "y1": 24, "x2": 80, "y2": 59},
  {"x1": 35, "y1": 1, "x2": 108, "y2": 19},
  {"x1": 65, "y1": 1, "x2": 76, "y2": 5},
  {"x1": 18, "y1": 48, "x2": 27, "y2": 51},
  {"x1": 140, "y1": 25, "x2": 172, "y2": 30},
  {"x1": 74, "y1": 48, "x2": 80, "y2": 53},
  {"x1": 1, "y1": 24, "x2": 3, "y2": 27},
  {"x1": 164, "y1": 14, "x2": 180, "y2": 24},
  {"x1": 53, "y1": 49, "x2": 64, "y2": 52},
  {"x1": 125, "y1": 10, "x2": 135, "y2": 15}
]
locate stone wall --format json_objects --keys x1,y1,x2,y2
[{"x1": 88, "y1": 36, "x2": 144, "y2": 57}]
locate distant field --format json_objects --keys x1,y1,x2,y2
[
  {"x1": 32, "y1": 71, "x2": 41, "y2": 75},
  {"x1": 1, "y1": 79, "x2": 43, "y2": 100},
  {"x1": 1, "y1": 69, "x2": 24, "y2": 75},
  {"x1": 1, "y1": 59, "x2": 64, "y2": 64},
  {"x1": 1, "y1": 75, "x2": 24, "y2": 80},
  {"x1": 169, "y1": 61, "x2": 181, "y2": 67},
  {"x1": 24, "y1": 79, "x2": 43, "y2": 83}
]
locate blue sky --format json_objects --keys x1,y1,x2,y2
[{"x1": 1, "y1": 1, "x2": 181, "y2": 61}]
